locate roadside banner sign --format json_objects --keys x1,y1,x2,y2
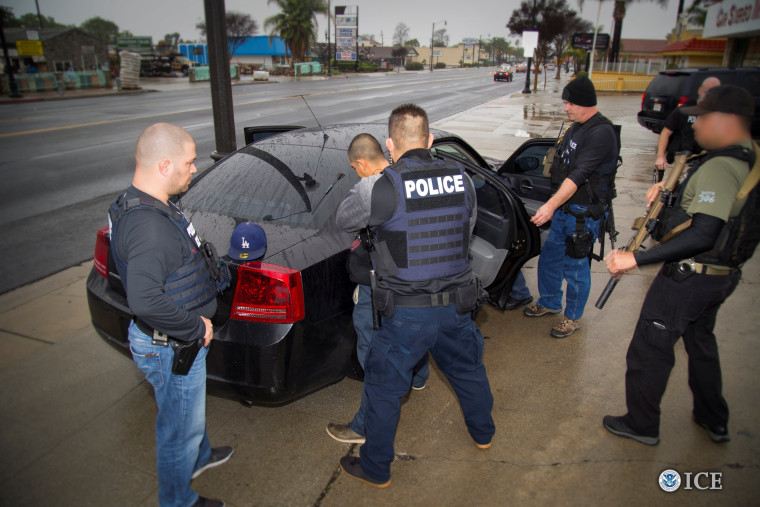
[
  {"x1": 16, "y1": 40, "x2": 43, "y2": 56},
  {"x1": 522, "y1": 31, "x2": 538, "y2": 58}
]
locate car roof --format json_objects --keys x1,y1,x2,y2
[
  {"x1": 657, "y1": 67, "x2": 760, "y2": 75},
  {"x1": 249, "y1": 123, "x2": 460, "y2": 151}
]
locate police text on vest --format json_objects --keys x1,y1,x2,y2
[{"x1": 405, "y1": 175, "x2": 464, "y2": 199}]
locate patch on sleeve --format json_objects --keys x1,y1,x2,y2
[{"x1": 697, "y1": 191, "x2": 716, "y2": 204}]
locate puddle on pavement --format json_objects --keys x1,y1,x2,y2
[
  {"x1": 522, "y1": 104, "x2": 559, "y2": 121},
  {"x1": 513, "y1": 129, "x2": 542, "y2": 138}
]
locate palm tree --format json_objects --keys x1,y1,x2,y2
[
  {"x1": 579, "y1": 0, "x2": 669, "y2": 63},
  {"x1": 264, "y1": 0, "x2": 329, "y2": 66}
]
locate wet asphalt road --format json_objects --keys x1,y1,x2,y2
[{"x1": 0, "y1": 68, "x2": 521, "y2": 294}]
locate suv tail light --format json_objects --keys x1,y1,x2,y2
[
  {"x1": 231, "y1": 262, "x2": 305, "y2": 323},
  {"x1": 94, "y1": 226, "x2": 110, "y2": 278},
  {"x1": 678, "y1": 95, "x2": 689, "y2": 106},
  {"x1": 641, "y1": 92, "x2": 646, "y2": 110}
]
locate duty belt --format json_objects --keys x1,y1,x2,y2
[
  {"x1": 393, "y1": 290, "x2": 458, "y2": 308},
  {"x1": 134, "y1": 317, "x2": 171, "y2": 346},
  {"x1": 677, "y1": 259, "x2": 738, "y2": 276}
]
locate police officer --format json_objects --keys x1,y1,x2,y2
[
  {"x1": 327, "y1": 133, "x2": 430, "y2": 445},
  {"x1": 653, "y1": 76, "x2": 721, "y2": 183},
  {"x1": 109, "y1": 123, "x2": 232, "y2": 506},
  {"x1": 334, "y1": 105, "x2": 494, "y2": 488},
  {"x1": 603, "y1": 85, "x2": 759, "y2": 445},
  {"x1": 524, "y1": 77, "x2": 619, "y2": 338}
]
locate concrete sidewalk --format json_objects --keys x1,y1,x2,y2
[{"x1": 1, "y1": 78, "x2": 758, "y2": 506}]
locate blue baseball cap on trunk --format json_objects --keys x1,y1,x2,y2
[{"x1": 228, "y1": 222, "x2": 267, "y2": 260}]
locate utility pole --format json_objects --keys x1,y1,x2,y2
[
  {"x1": 355, "y1": 6, "x2": 359, "y2": 72},
  {"x1": 0, "y1": 12, "x2": 22, "y2": 98},
  {"x1": 35, "y1": 0, "x2": 44, "y2": 30},
  {"x1": 204, "y1": 0, "x2": 236, "y2": 160},
  {"x1": 327, "y1": 0, "x2": 331, "y2": 76},
  {"x1": 430, "y1": 20, "x2": 445, "y2": 71}
]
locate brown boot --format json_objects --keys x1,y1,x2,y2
[{"x1": 551, "y1": 317, "x2": 581, "y2": 338}]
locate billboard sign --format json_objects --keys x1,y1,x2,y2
[
  {"x1": 335, "y1": 5, "x2": 358, "y2": 61},
  {"x1": 702, "y1": 0, "x2": 760, "y2": 38},
  {"x1": 571, "y1": 33, "x2": 610, "y2": 50}
]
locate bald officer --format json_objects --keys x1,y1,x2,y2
[{"x1": 109, "y1": 123, "x2": 232, "y2": 507}]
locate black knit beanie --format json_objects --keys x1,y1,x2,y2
[{"x1": 562, "y1": 76, "x2": 597, "y2": 107}]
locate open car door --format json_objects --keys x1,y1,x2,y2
[
  {"x1": 497, "y1": 138, "x2": 557, "y2": 217},
  {"x1": 435, "y1": 150, "x2": 541, "y2": 310}
]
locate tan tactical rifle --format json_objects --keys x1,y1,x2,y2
[{"x1": 595, "y1": 152, "x2": 691, "y2": 309}]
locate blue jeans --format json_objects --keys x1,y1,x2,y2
[
  {"x1": 536, "y1": 205, "x2": 601, "y2": 320},
  {"x1": 128, "y1": 322, "x2": 212, "y2": 507},
  {"x1": 510, "y1": 271, "x2": 531, "y2": 300},
  {"x1": 350, "y1": 284, "x2": 429, "y2": 436},
  {"x1": 359, "y1": 305, "x2": 495, "y2": 481}
]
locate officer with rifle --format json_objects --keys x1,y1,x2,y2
[{"x1": 602, "y1": 85, "x2": 760, "y2": 446}]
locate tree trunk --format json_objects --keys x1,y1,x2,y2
[{"x1": 609, "y1": 0, "x2": 627, "y2": 64}]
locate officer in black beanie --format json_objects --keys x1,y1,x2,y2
[{"x1": 524, "y1": 77, "x2": 619, "y2": 339}]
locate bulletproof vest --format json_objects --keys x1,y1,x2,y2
[
  {"x1": 109, "y1": 193, "x2": 219, "y2": 312},
  {"x1": 550, "y1": 113, "x2": 620, "y2": 206},
  {"x1": 373, "y1": 157, "x2": 471, "y2": 284},
  {"x1": 693, "y1": 145, "x2": 759, "y2": 268}
]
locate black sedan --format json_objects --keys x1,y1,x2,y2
[
  {"x1": 87, "y1": 124, "x2": 551, "y2": 405},
  {"x1": 494, "y1": 64, "x2": 513, "y2": 82}
]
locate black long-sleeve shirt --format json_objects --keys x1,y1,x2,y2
[{"x1": 112, "y1": 186, "x2": 216, "y2": 342}]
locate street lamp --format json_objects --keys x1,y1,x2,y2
[
  {"x1": 430, "y1": 19, "x2": 446, "y2": 71},
  {"x1": 522, "y1": 0, "x2": 541, "y2": 94}
]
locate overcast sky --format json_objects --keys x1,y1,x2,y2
[{"x1": 3, "y1": 0, "x2": 682, "y2": 45}]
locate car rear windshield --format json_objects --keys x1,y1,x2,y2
[
  {"x1": 181, "y1": 143, "x2": 356, "y2": 228},
  {"x1": 647, "y1": 73, "x2": 689, "y2": 97}
]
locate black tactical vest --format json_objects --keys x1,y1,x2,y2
[
  {"x1": 109, "y1": 193, "x2": 222, "y2": 312},
  {"x1": 550, "y1": 113, "x2": 620, "y2": 206}
]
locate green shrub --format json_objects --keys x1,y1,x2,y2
[
  {"x1": 358, "y1": 61, "x2": 378, "y2": 72},
  {"x1": 435, "y1": 62, "x2": 446, "y2": 69},
  {"x1": 405, "y1": 61, "x2": 424, "y2": 71}
]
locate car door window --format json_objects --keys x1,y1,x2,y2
[
  {"x1": 430, "y1": 143, "x2": 479, "y2": 166},
  {"x1": 514, "y1": 145, "x2": 551, "y2": 178},
  {"x1": 740, "y1": 73, "x2": 760, "y2": 96}
]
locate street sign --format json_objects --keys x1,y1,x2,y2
[
  {"x1": 571, "y1": 33, "x2": 610, "y2": 50},
  {"x1": 432, "y1": 50, "x2": 443, "y2": 57},
  {"x1": 522, "y1": 31, "x2": 538, "y2": 58},
  {"x1": 117, "y1": 36, "x2": 153, "y2": 50},
  {"x1": 16, "y1": 40, "x2": 43, "y2": 56},
  {"x1": 462, "y1": 37, "x2": 478, "y2": 44}
]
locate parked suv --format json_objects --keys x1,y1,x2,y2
[{"x1": 638, "y1": 67, "x2": 760, "y2": 137}]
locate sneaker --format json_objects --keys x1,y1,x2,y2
[
  {"x1": 693, "y1": 415, "x2": 730, "y2": 443},
  {"x1": 192, "y1": 446, "x2": 234, "y2": 480},
  {"x1": 339, "y1": 456, "x2": 391, "y2": 488},
  {"x1": 193, "y1": 496, "x2": 225, "y2": 507},
  {"x1": 504, "y1": 295, "x2": 533, "y2": 311},
  {"x1": 326, "y1": 423, "x2": 366, "y2": 444},
  {"x1": 411, "y1": 383, "x2": 426, "y2": 391},
  {"x1": 603, "y1": 415, "x2": 660, "y2": 446},
  {"x1": 523, "y1": 304, "x2": 561, "y2": 317},
  {"x1": 550, "y1": 318, "x2": 581, "y2": 338},
  {"x1": 475, "y1": 441, "x2": 492, "y2": 449}
]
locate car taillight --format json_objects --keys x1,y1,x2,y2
[
  {"x1": 231, "y1": 262, "x2": 305, "y2": 323},
  {"x1": 678, "y1": 95, "x2": 689, "y2": 106},
  {"x1": 94, "y1": 226, "x2": 109, "y2": 278},
  {"x1": 641, "y1": 92, "x2": 646, "y2": 110}
]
